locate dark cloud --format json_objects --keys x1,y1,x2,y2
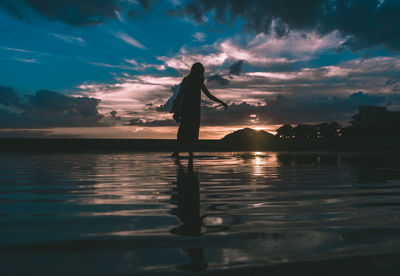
[
  {"x1": 253, "y1": 91, "x2": 390, "y2": 124},
  {"x1": 385, "y1": 78, "x2": 399, "y2": 91},
  {"x1": 100, "y1": 110, "x2": 121, "y2": 125},
  {"x1": 226, "y1": 91, "x2": 389, "y2": 125},
  {"x1": 152, "y1": 90, "x2": 396, "y2": 127},
  {"x1": 0, "y1": 86, "x2": 21, "y2": 106},
  {"x1": 199, "y1": 102, "x2": 257, "y2": 126},
  {"x1": 171, "y1": 0, "x2": 400, "y2": 51},
  {"x1": 0, "y1": 0, "x2": 152, "y2": 26},
  {"x1": 138, "y1": 0, "x2": 155, "y2": 12},
  {"x1": 207, "y1": 74, "x2": 230, "y2": 86},
  {"x1": 110, "y1": 110, "x2": 120, "y2": 120},
  {"x1": 0, "y1": 86, "x2": 104, "y2": 128},
  {"x1": 127, "y1": 118, "x2": 176, "y2": 126},
  {"x1": 229, "y1": 60, "x2": 245, "y2": 76}
]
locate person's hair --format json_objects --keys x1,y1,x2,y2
[{"x1": 189, "y1": 62, "x2": 205, "y2": 77}]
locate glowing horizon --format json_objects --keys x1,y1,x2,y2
[{"x1": 0, "y1": 125, "x2": 280, "y2": 139}]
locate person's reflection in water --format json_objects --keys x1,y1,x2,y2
[
  {"x1": 170, "y1": 158, "x2": 202, "y2": 236},
  {"x1": 170, "y1": 158, "x2": 207, "y2": 271}
]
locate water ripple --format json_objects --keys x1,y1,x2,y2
[{"x1": 1, "y1": 151, "x2": 400, "y2": 275}]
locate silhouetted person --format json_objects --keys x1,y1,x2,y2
[{"x1": 171, "y1": 62, "x2": 227, "y2": 158}]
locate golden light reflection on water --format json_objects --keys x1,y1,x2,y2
[
  {"x1": 72, "y1": 152, "x2": 281, "y2": 222},
  {"x1": 249, "y1": 152, "x2": 279, "y2": 177},
  {"x1": 230, "y1": 151, "x2": 279, "y2": 178}
]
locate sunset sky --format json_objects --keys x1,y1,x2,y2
[{"x1": 1, "y1": 0, "x2": 400, "y2": 138}]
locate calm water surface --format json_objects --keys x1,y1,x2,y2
[{"x1": 1, "y1": 152, "x2": 400, "y2": 275}]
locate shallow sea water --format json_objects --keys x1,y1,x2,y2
[{"x1": 1, "y1": 151, "x2": 400, "y2": 275}]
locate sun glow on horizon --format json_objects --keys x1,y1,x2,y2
[
  {"x1": 253, "y1": 126, "x2": 265, "y2": 131},
  {"x1": 0, "y1": 125, "x2": 280, "y2": 139}
]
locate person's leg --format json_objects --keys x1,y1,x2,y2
[
  {"x1": 187, "y1": 138, "x2": 194, "y2": 159},
  {"x1": 189, "y1": 119, "x2": 199, "y2": 160},
  {"x1": 187, "y1": 143, "x2": 194, "y2": 160},
  {"x1": 172, "y1": 122, "x2": 185, "y2": 158}
]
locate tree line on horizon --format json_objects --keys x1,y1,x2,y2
[
  {"x1": 275, "y1": 121, "x2": 400, "y2": 141},
  {"x1": 276, "y1": 122, "x2": 342, "y2": 141}
]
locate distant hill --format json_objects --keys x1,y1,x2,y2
[{"x1": 220, "y1": 128, "x2": 279, "y2": 149}]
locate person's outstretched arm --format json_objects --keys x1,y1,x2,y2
[{"x1": 201, "y1": 82, "x2": 228, "y2": 109}]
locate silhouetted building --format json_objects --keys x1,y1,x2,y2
[{"x1": 351, "y1": 106, "x2": 400, "y2": 127}]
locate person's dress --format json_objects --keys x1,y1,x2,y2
[{"x1": 176, "y1": 76, "x2": 201, "y2": 149}]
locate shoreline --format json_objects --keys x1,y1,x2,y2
[{"x1": 1, "y1": 138, "x2": 400, "y2": 152}]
